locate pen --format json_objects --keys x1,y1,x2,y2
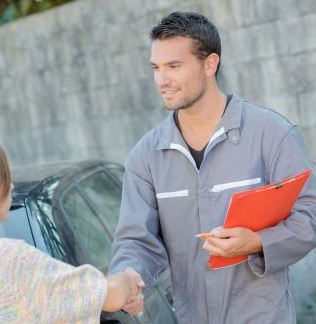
[{"x1": 195, "y1": 232, "x2": 213, "y2": 239}]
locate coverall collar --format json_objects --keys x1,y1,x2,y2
[{"x1": 157, "y1": 93, "x2": 244, "y2": 150}]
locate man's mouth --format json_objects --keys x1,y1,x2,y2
[{"x1": 161, "y1": 89, "x2": 179, "y2": 99}]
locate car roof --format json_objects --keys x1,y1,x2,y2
[{"x1": 11, "y1": 160, "x2": 122, "y2": 203}]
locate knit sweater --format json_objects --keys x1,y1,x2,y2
[{"x1": 0, "y1": 238, "x2": 107, "y2": 323}]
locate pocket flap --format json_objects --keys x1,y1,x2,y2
[{"x1": 210, "y1": 178, "x2": 262, "y2": 193}]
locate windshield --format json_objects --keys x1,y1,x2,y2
[{"x1": 28, "y1": 176, "x2": 68, "y2": 262}]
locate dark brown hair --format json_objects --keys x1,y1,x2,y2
[
  {"x1": 0, "y1": 147, "x2": 11, "y2": 199},
  {"x1": 150, "y1": 11, "x2": 221, "y2": 77}
]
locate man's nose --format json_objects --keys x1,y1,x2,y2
[{"x1": 154, "y1": 70, "x2": 170, "y2": 87}]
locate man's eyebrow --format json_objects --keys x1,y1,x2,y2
[{"x1": 150, "y1": 60, "x2": 184, "y2": 66}]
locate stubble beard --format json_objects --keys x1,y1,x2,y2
[{"x1": 163, "y1": 81, "x2": 207, "y2": 111}]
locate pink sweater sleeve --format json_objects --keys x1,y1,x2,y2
[{"x1": 0, "y1": 238, "x2": 107, "y2": 323}]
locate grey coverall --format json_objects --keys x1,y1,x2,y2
[{"x1": 109, "y1": 94, "x2": 316, "y2": 323}]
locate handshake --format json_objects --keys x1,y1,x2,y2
[{"x1": 103, "y1": 267, "x2": 145, "y2": 314}]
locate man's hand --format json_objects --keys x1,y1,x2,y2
[
  {"x1": 202, "y1": 226, "x2": 262, "y2": 257},
  {"x1": 103, "y1": 267, "x2": 145, "y2": 313},
  {"x1": 121, "y1": 268, "x2": 145, "y2": 315}
]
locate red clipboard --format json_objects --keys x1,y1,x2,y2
[{"x1": 208, "y1": 169, "x2": 312, "y2": 269}]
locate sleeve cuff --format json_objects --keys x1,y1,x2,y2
[
  {"x1": 95, "y1": 276, "x2": 108, "y2": 313},
  {"x1": 248, "y1": 252, "x2": 266, "y2": 277},
  {"x1": 247, "y1": 230, "x2": 271, "y2": 277}
]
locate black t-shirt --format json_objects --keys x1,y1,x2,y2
[{"x1": 174, "y1": 94, "x2": 232, "y2": 169}]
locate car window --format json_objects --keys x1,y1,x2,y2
[
  {"x1": 0, "y1": 206, "x2": 34, "y2": 246},
  {"x1": 62, "y1": 187, "x2": 112, "y2": 272},
  {"x1": 78, "y1": 171, "x2": 122, "y2": 233}
]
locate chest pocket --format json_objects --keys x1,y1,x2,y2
[
  {"x1": 156, "y1": 188, "x2": 197, "y2": 256},
  {"x1": 207, "y1": 177, "x2": 263, "y2": 228}
]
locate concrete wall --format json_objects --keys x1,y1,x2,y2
[
  {"x1": 1, "y1": 1, "x2": 316, "y2": 320},
  {"x1": 0, "y1": 0, "x2": 316, "y2": 167}
]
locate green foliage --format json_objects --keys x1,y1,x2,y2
[{"x1": 0, "y1": 0, "x2": 75, "y2": 25}]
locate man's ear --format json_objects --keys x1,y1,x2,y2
[{"x1": 204, "y1": 53, "x2": 220, "y2": 77}]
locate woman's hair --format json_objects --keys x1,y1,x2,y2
[{"x1": 0, "y1": 147, "x2": 11, "y2": 199}]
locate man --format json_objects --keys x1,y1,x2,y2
[{"x1": 108, "y1": 11, "x2": 316, "y2": 323}]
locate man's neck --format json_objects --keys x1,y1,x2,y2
[{"x1": 178, "y1": 86, "x2": 226, "y2": 129}]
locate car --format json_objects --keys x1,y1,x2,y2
[{"x1": 0, "y1": 160, "x2": 177, "y2": 324}]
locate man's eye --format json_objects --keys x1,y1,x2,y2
[
  {"x1": 151, "y1": 66, "x2": 158, "y2": 70},
  {"x1": 170, "y1": 65, "x2": 179, "y2": 69}
]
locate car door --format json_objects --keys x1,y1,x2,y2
[{"x1": 56, "y1": 166, "x2": 177, "y2": 323}]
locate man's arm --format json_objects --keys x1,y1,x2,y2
[
  {"x1": 203, "y1": 126, "x2": 316, "y2": 276},
  {"x1": 248, "y1": 125, "x2": 316, "y2": 276},
  {"x1": 108, "y1": 143, "x2": 169, "y2": 288}
]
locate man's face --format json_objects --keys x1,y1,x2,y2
[{"x1": 150, "y1": 37, "x2": 207, "y2": 110}]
